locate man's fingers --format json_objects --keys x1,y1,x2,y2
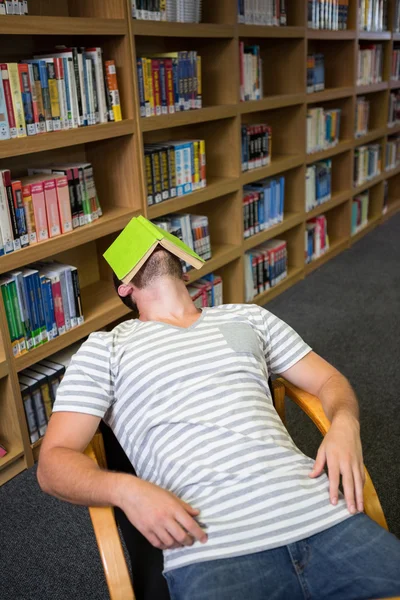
[
  {"x1": 155, "y1": 527, "x2": 177, "y2": 549},
  {"x1": 176, "y1": 510, "x2": 208, "y2": 544},
  {"x1": 341, "y1": 465, "x2": 356, "y2": 514},
  {"x1": 179, "y1": 498, "x2": 200, "y2": 516},
  {"x1": 327, "y1": 460, "x2": 340, "y2": 506},
  {"x1": 353, "y1": 464, "x2": 365, "y2": 512},
  {"x1": 309, "y1": 445, "x2": 326, "y2": 478},
  {"x1": 166, "y1": 520, "x2": 195, "y2": 547},
  {"x1": 148, "y1": 532, "x2": 165, "y2": 550}
]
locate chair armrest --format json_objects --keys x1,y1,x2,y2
[
  {"x1": 275, "y1": 378, "x2": 389, "y2": 532},
  {"x1": 84, "y1": 441, "x2": 135, "y2": 600}
]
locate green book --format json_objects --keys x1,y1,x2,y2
[
  {"x1": 103, "y1": 215, "x2": 205, "y2": 284},
  {"x1": 8, "y1": 279, "x2": 27, "y2": 354},
  {"x1": 0, "y1": 278, "x2": 20, "y2": 357}
]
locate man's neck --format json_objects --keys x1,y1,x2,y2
[{"x1": 136, "y1": 277, "x2": 201, "y2": 326}]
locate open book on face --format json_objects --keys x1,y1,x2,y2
[{"x1": 103, "y1": 215, "x2": 205, "y2": 284}]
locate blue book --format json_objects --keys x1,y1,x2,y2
[
  {"x1": 171, "y1": 58, "x2": 179, "y2": 112},
  {"x1": 40, "y1": 275, "x2": 57, "y2": 341},
  {"x1": 279, "y1": 176, "x2": 285, "y2": 222},
  {"x1": 22, "y1": 270, "x2": 41, "y2": 347},
  {"x1": 258, "y1": 190, "x2": 265, "y2": 230},
  {"x1": 19, "y1": 68, "x2": 36, "y2": 136},
  {"x1": 270, "y1": 179, "x2": 277, "y2": 222},
  {"x1": 62, "y1": 58, "x2": 72, "y2": 128},
  {"x1": 32, "y1": 270, "x2": 47, "y2": 343},
  {"x1": 159, "y1": 59, "x2": 167, "y2": 115},
  {"x1": 137, "y1": 58, "x2": 146, "y2": 118}
]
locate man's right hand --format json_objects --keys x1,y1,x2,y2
[{"x1": 116, "y1": 476, "x2": 208, "y2": 550}]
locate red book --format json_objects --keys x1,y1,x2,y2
[
  {"x1": 151, "y1": 59, "x2": 162, "y2": 117},
  {"x1": 50, "y1": 274, "x2": 65, "y2": 335},
  {"x1": 0, "y1": 64, "x2": 17, "y2": 138},
  {"x1": 164, "y1": 58, "x2": 175, "y2": 115}
]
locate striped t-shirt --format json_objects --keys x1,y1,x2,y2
[{"x1": 53, "y1": 304, "x2": 351, "y2": 572}]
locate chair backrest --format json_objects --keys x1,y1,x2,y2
[{"x1": 99, "y1": 378, "x2": 275, "y2": 600}]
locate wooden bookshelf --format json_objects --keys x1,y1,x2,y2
[{"x1": 1, "y1": 0, "x2": 400, "y2": 485}]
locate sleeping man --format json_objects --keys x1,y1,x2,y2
[{"x1": 38, "y1": 220, "x2": 400, "y2": 600}]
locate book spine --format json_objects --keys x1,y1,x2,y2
[
  {"x1": 30, "y1": 181, "x2": 49, "y2": 241},
  {"x1": 151, "y1": 59, "x2": 162, "y2": 116},
  {"x1": 49, "y1": 276, "x2": 65, "y2": 335},
  {"x1": 46, "y1": 61, "x2": 62, "y2": 131},
  {"x1": 63, "y1": 266, "x2": 77, "y2": 328},
  {"x1": 27, "y1": 63, "x2": 45, "y2": 134},
  {"x1": 144, "y1": 151, "x2": 154, "y2": 205},
  {"x1": 36, "y1": 61, "x2": 53, "y2": 132},
  {"x1": 21, "y1": 184, "x2": 37, "y2": 244},
  {"x1": 166, "y1": 145, "x2": 177, "y2": 197},
  {"x1": 32, "y1": 271, "x2": 47, "y2": 343},
  {"x1": 11, "y1": 180, "x2": 29, "y2": 248},
  {"x1": 70, "y1": 48, "x2": 84, "y2": 127},
  {"x1": 57, "y1": 269, "x2": 71, "y2": 331},
  {"x1": 150, "y1": 150, "x2": 162, "y2": 203},
  {"x1": 2, "y1": 170, "x2": 20, "y2": 251},
  {"x1": 55, "y1": 176, "x2": 73, "y2": 233},
  {"x1": 54, "y1": 58, "x2": 69, "y2": 130},
  {"x1": 12, "y1": 272, "x2": 33, "y2": 350},
  {"x1": 17, "y1": 63, "x2": 36, "y2": 136},
  {"x1": 1, "y1": 282, "x2": 20, "y2": 356},
  {"x1": 0, "y1": 71, "x2": 11, "y2": 140},
  {"x1": 159, "y1": 59, "x2": 168, "y2": 115},
  {"x1": 43, "y1": 179, "x2": 61, "y2": 237},
  {"x1": 105, "y1": 60, "x2": 122, "y2": 121},
  {"x1": 30, "y1": 386, "x2": 48, "y2": 436},
  {"x1": 137, "y1": 58, "x2": 146, "y2": 118},
  {"x1": 71, "y1": 267, "x2": 84, "y2": 326},
  {"x1": 7, "y1": 63, "x2": 27, "y2": 137},
  {"x1": 24, "y1": 273, "x2": 41, "y2": 346},
  {"x1": 64, "y1": 58, "x2": 79, "y2": 128},
  {"x1": 164, "y1": 58, "x2": 175, "y2": 114},
  {"x1": 22, "y1": 389, "x2": 40, "y2": 444},
  {"x1": 85, "y1": 56, "x2": 95, "y2": 125},
  {"x1": 199, "y1": 139, "x2": 206, "y2": 188},
  {"x1": 61, "y1": 58, "x2": 73, "y2": 128},
  {"x1": 9, "y1": 279, "x2": 27, "y2": 353}
]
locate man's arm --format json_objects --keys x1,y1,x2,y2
[{"x1": 280, "y1": 351, "x2": 365, "y2": 515}]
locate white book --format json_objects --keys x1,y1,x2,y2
[
  {"x1": 85, "y1": 48, "x2": 108, "y2": 124},
  {"x1": 77, "y1": 51, "x2": 89, "y2": 126},
  {"x1": 85, "y1": 58, "x2": 96, "y2": 125},
  {"x1": 0, "y1": 76, "x2": 10, "y2": 140},
  {"x1": 0, "y1": 176, "x2": 14, "y2": 254}
]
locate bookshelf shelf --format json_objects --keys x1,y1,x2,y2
[
  {"x1": 305, "y1": 238, "x2": 349, "y2": 274},
  {"x1": 392, "y1": 33, "x2": 400, "y2": 41},
  {"x1": 140, "y1": 105, "x2": 238, "y2": 132},
  {"x1": 383, "y1": 198, "x2": 400, "y2": 220},
  {"x1": 147, "y1": 177, "x2": 240, "y2": 219},
  {"x1": 0, "y1": 120, "x2": 135, "y2": 160},
  {"x1": 389, "y1": 80, "x2": 400, "y2": 89},
  {"x1": 305, "y1": 191, "x2": 350, "y2": 219},
  {"x1": 14, "y1": 282, "x2": 131, "y2": 372},
  {"x1": 387, "y1": 122, "x2": 400, "y2": 134},
  {"x1": 243, "y1": 212, "x2": 304, "y2": 252},
  {"x1": 238, "y1": 25, "x2": 305, "y2": 38},
  {"x1": 239, "y1": 93, "x2": 306, "y2": 113},
  {"x1": 355, "y1": 126, "x2": 387, "y2": 145},
  {"x1": 356, "y1": 82, "x2": 388, "y2": 94},
  {"x1": 186, "y1": 244, "x2": 241, "y2": 283},
  {"x1": 0, "y1": 359, "x2": 8, "y2": 379},
  {"x1": 0, "y1": 207, "x2": 136, "y2": 276},
  {"x1": 0, "y1": 16, "x2": 127, "y2": 36},
  {"x1": 240, "y1": 154, "x2": 304, "y2": 185},
  {"x1": 306, "y1": 140, "x2": 353, "y2": 164},
  {"x1": 0, "y1": 456, "x2": 25, "y2": 486},
  {"x1": 384, "y1": 163, "x2": 400, "y2": 179},
  {"x1": 306, "y1": 87, "x2": 354, "y2": 102},
  {"x1": 0, "y1": 445, "x2": 24, "y2": 472},
  {"x1": 350, "y1": 215, "x2": 381, "y2": 245},
  {"x1": 358, "y1": 31, "x2": 391, "y2": 40},
  {"x1": 252, "y1": 266, "x2": 304, "y2": 306},
  {"x1": 132, "y1": 21, "x2": 235, "y2": 38},
  {"x1": 353, "y1": 172, "x2": 385, "y2": 194},
  {"x1": 307, "y1": 29, "x2": 356, "y2": 40}
]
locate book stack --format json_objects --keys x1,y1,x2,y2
[
  {"x1": 245, "y1": 239, "x2": 288, "y2": 301},
  {"x1": 307, "y1": 54, "x2": 325, "y2": 93},
  {"x1": 355, "y1": 96, "x2": 370, "y2": 137},
  {"x1": 357, "y1": 44, "x2": 383, "y2": 86},
  {"x1": 19, "y1": 357, "x2": 66, "y2": 444},
  {"x1": 243, "y1": 176, "x2": 285, "y2": 238},
  {"x1": 307, "y1": 0, "x2": 349, "y2": 30},
  {"x1": 391, "y1": 48, "x2": 400, "y2": 81},
  {"x1": 305, "y1": 160, "x2": 332, "y2": 212},
  {"x1": 354, "y1": 144, "x2": 382, "y2": 186},
  {"x1": 359, "y1": 0, "x2": 388, "y2": 31},
  {"x1": 241, "y1": 124, "x2": 271, "y2": 171},
  {"x1": 351, "y1": 192, "x2": 369, "y2": 234},
  {"x1": 388, "y1": 91, "x2": 400, "y2": 126},
  {"x1": 0, "y1": 261, "x2": 84, "y2": 358},
  {"x1": 0, "y1": 50, "x2": 121, "y2": 141},
  {"x1": 237, "y1": 0, "x2": 287, "y2": 25},
  {"x1": 132, "y1": 0, "x2": 202, "y2": 22},
  {"x1": 239, "y1": 44, "x2": 263, "y2": 102},
  {"x1": 0, "y1": 0, "x2": 28, "y2": 14},
  {"x1": 385, "y1": 135, "x2": 400, "y2": 171},
  {"x1": 144, "y1": 140, "x2": 206, "y2": 205},
  {"x1": 0, "y1": 164, "x2": 101, "y2": 256},
  {"x1": 153, "y1": 213, "x2": 211, "y2": 270},
  {"x1": 307, "y1": 107, "x2": 341, "y2": 154},
  {"x1": 187, "y1": 273, "x2": 223, "y2": 308},
  {"x1": 137, "y1": 52, "x2": 201, "y2": 118},
  {"x1": 305, "y1": 215, "x2": 329, "y2": 264}
]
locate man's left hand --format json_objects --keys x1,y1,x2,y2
[{"x1": 308, "y1": 412, "x2": 365, "y2": 514}]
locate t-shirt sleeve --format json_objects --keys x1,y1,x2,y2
[
  {"x1": 52, "y1": 332, "x2": 114, "y2": 418},
  {"x1": 256, "y1": 306, "x2": 312, "y2": 375}
]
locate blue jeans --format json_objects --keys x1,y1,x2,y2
[{"x1": 164, "y1": 514, "x2": 400, "y2": 600}]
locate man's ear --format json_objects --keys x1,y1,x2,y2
[{"x1": 118, "y1": 283, "x2": 134, "y2": 298}]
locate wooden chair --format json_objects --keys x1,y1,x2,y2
[{"x1": 84, "y1": 378, "x2": 393, "y2": 600}]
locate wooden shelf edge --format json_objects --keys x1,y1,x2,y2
[
  {"x1": 307, "y1": 28, "x2": 355, "y2": 39},
  {"x1": 387, "y1": 122, "x2": 400, "y2": 135},
  {"x1": 140, "y1": 105, "x2": 237, "y2": 132},
  {"x1": 132, "y1": 21, "x2": 235, "y2": 37},
  {"x1": 353, "y1": 172, "x2": 384, "y2": 194},
  {"x1": 382, "y1": 198, "x2": 400, "y2": 221},
  {"x1": 238, "y1": 25, "x2": 305, "y2": 38},
  {"x1": 187, "y1": 245, "x2": 241, "y2": 283},
  {"x1": 0, "y1": 358, "x2": 8, "y2": 378},
  {"x1": 389, "y1": 80, "x2": 400, "y2": 89},
  {"x1": 240, "y1": 155, "x2": 304, "y2": 185},
  {"x1": 0, "y1": 447, "x2": 25, "y2": 472},
  {"x1": 355, "y1": 82, "x2": 388, "y2": 94},
  {"x1": 384, "y1": 163, "x2": 400, "y2": 180},
  {"x1": 306, "y1": 140, "x2": 353, "y2": 164},
  {"x1": 305, "y1": 238, "x2": 349, "y2": 274},
  {"x1": 147, "y1": 178, "x2": 240, "y2": 219},
  {"x1": 350, "y1": 216, "x2": 381, "y2": 244},
  {"x1": 306, "y1": 87, "x2": 354, "y2": 103},
  {"x1": 240, "y1": 93, "x2": 305, "y2": 113},
  {"x1": 0, "y1": 455, "x2": 26, "y2": 485},
  {"x1": 357, "y1": 30, "x2": 391, "y2": 40},
  {"x1": 243, "y1": 212, "x2": 303, "y2": 251},
  {"x1": 0, "y1": 207, "x2": 137, "y2": 276},
  {"x1": 0, "y1": 120, "x2": 135, "y2": 159},
  {"x1": 0, "y1": 15, "x2": 127, "y2": 35},
  {"x1": 251, "y1": 266, "x2": 304, "y2": 306},
  {"x1": 305, "y1": 191, "x2": 350, "y2": 219},
  {"x1": 354, "y1": 127, "x2": 387, "y2": 145}
]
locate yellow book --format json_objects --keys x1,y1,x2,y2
[
  {"x1": 146, "y1": 58, "x2": 155, "y2": 117},
  {"x1": 160, "y1": 0, "x2": 166, "y2": 20},
  {"x1": 196, "y1": 56, "x2": 202, "y2": 109},
  {"x1": 46, "y1": 60, "x2": 61, "y2": 130},
  {"x1": 199, "y1": 139, "x2": 206, "y2": 188},
  {"x1": 193, "y1": 140, "x2": 200, "y2": 191},
  {"x1": 141, "y1": 58, "x2": 150, "y2": 117},
  {"x1": 7, "y1": 63, "x2": 26, "y2": 138}
]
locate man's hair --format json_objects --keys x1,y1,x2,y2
[{"x1": 112, "y1": 246, "x2": 183, "y2": 311}]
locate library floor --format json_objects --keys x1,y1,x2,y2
[{"x1": 1, "y1": 214, "x2": 399, "y2": 600}]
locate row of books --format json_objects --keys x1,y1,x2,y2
[
  {"x1": 145, "y1": 140, "x2": 206, "y2": 205},
  {"x1": 239, "y1": 44, "x2": 263, "y2": 102},
  {"x1": 0, "y1": 50, "x2": 121, "y2": 141},
  {"x1": 354, "y1": 143, "x2": 382, "y2": 186},
  {"x1": 307, "y1": 54, "x2": 325, "y2": 94},
  {"x1": 241, "y1": 124, "x2": 271, "y2": 172},
  {"x1": 355, "y1": 96, "x2": 370, "y2": 138},
  {"x1": 0, "y1": 260, "x2": 84, "y2": 358},
  {"x1": 351, "y1": 191, "x2": 369, "y2": 234},
  {"x1": 0, "y1": 0, "x2": 28, "y2": 14},
  {"x1": 0, "y1": 164, "x2": 101, "y2": 256},
  {"x1": 307, "y1": 0, "x2": 349, "y2": 30},
  {"x1": 245, "y1": 239, "x2": 288, "y2": 301},
  {"x1": 388, "y1": 90, "x2": 400, "y2": 125},
  {"x1": 237, "y1": 0, "x2": 287, "y2": 25},
  {"x1": 391, "y1": 49, "x2": 400, "y2": 81},
  {"x1": 132, "y1": 0, "x2": 202, "y2": 22},
  {"x1": 306, "y1": 107, "x2": 341, "y2": 154},
  {"x1": 243, "y1": 176, "x2": 285, "y2": 238},
  {"x1": 188, "y1": 273, "x2": 223, "y2": 309},
  {"x1": 359, "y1": 0, "x2": 388, "y2": 32},
  {"x1": 386, "y1": 135, "x2": 400, "y2": 170},
  {"x1": 395, "y1": 0, "x2": 400, "y2": 32},
  {"x1": 137, "y1": 52, "x2": 201, "y2": 118},
  {"x1": 153, "y1": 213, "x2": 211, "y2": 266},
  {"x1": 357, "y1": 44, "x2": 383, "y2": 86},
  {"x1": 305, "y1": 215, "x2": 329, "y2": 264},
  {"x1": 306, "y1": 159, "x2": 332, "y2": 212}
]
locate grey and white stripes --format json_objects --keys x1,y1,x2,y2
[{"x1": 53, "y1": 304, "x2": 351, "y2": 572}]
